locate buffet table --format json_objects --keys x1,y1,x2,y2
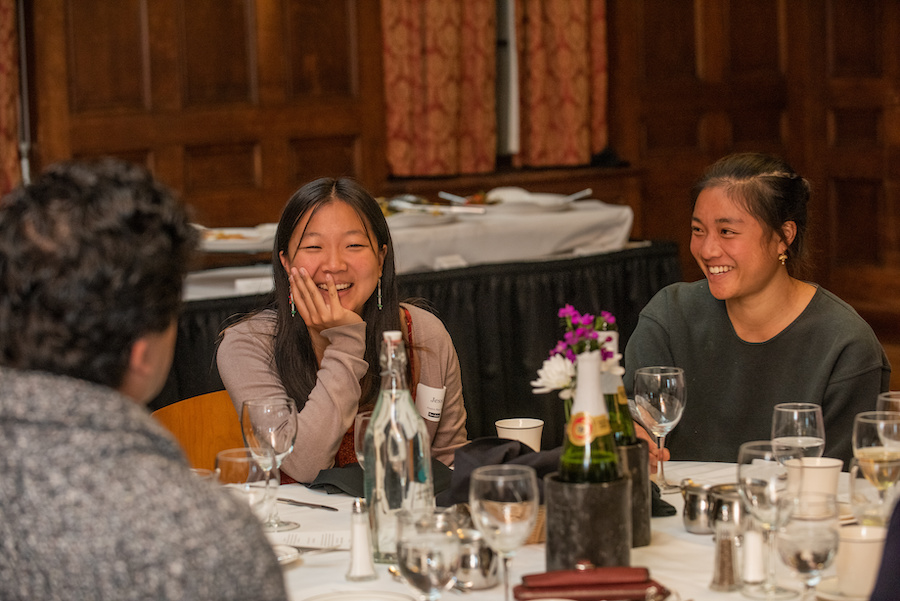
[
  {"x1": 151, "y1": 241, "x2": 682, "y2": 444},
  {"x1": 270, "y1": 461, "x2": 815, "y2": 601}
]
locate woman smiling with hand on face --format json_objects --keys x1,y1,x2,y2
[
  {"x1": 624, "y1": 152, "x2": 889, "y2": 465},
  {"x1": 217, "y1": 178, "x2": 468, "y2": 483}
]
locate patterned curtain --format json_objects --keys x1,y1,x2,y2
[
  {"x1": 382, "y1": 0, "x2": 497, "y2": 177},
  {"x1": 513, "y1": 0, "x2": 608, "y2": 167},
  {"x1": 0, "y1": 0, "x2": 20, "y2": 194}
]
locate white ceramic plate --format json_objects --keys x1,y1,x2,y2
[
  {"x1": 816, "y1": 577, "x2": 869, "y2": 601},
  {"x1": 271, "y1": 544, "x2": 301, "y2": 567},
  {"x1": 386, "y1": 212, "x2": 456, "y2": 229},
  {"x1": 304, "y1": 592, "x2": 416, "y2": 601},
  {"x1": 197, "y1": 223, "x2": 277, "y2": 253}
]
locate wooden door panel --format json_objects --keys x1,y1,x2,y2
[{"x1": 31, "y1": 0, "x2": 385, "y2": 227}]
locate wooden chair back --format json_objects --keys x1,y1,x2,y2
[{"x1": 151, "y1": 389, "x2": 245, "y2": 470}]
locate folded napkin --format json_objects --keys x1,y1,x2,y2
[
  {"x1": 435, "y1": 437, "x2": 562, "y2": 507},
  {"x1": 651, "y1": 482, "x2": 677, "y2": 517},
  {"x1": 513, "y1": 566, "x2": 670, "y2": 601},
  {"x1": 307, "y1": 459, "x2": 452, "y2": 497}
]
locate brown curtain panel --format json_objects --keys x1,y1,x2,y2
[
  {"x1": 382, "y1": 0, "x2": 497, "y2": 177},
  {"x1": 513, "y1": 0, "x2": 608, "y2": 168},
  {"x1": 0, "y1": 0, "x2": 20, "y2": 194}
]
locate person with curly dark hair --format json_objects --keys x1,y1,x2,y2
[{"x1": 0, "y1": 159, "x2": 287, "y2": 601}]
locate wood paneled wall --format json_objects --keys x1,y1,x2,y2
[{"x1": 23, "y1": 0, "x2": 900, "y2": 385}]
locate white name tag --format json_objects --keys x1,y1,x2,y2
[{"x1": 415, "y1": 384, "x2": 446, "y2": 422}]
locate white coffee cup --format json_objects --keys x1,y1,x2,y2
[
  {"x1": 495, "y1": 418, "x2": 544, "y2": 452},
  {"x1": 785, "y1": 456, "x2": 843, "y2": 495},
  {"x1": 836, "y1": 524, "x2": 887, "y2": 598}
]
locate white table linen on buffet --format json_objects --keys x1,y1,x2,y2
[
  {"x1": 266, "y1": 461, "x2": 840, "y2": 601},
  {"x1": 185, "y1": 200, "x2": 633, "y2": 302}
]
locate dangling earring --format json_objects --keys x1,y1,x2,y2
[
  {"x1": 377, "y1": 278, "x2": 383, "y2": 311},
  {"x1": 778, "y1": 252, "x2": 788, "y2": 266},
  {"x1": 289, "y1": 291, "x2": 296, "y2": 317}
]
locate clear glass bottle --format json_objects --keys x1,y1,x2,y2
[
  {"x1": 558, "y1": 350, "x2": 623, "y2": 483},
  {"x1": 363, "y1": 330, "x2": 434, "y2": 563}
]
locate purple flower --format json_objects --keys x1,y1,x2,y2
[
  {"x1": 601, "y1": 310, "x2": 616, "y2": 325},
  {"x1": 558, "y1": 304, "x2": 578, "y2": 319},
  {"x1": 578, "y1": 313, "x2": 595, "y2": 327}
]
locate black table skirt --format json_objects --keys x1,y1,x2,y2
[{"x1": 150, "y1": 241, "x2": 682, "y2": 448}]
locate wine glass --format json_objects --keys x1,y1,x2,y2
[
  {"x1": 215, "y1": 447, "x2": 277, "y2": 525},
  {"x1": 630, "y1": 366, "x2": 686, "y2": 493},
  {"x1": 876, "y1": 391, "x2": 900, "y2": 412},
  {"x1": 241, "y1": 399, "x2": 299, "y2": 532},
  {"x1": 771, "y1": 403, "x2": 825, "y2": 458},
  {"x1": 851, "y1": 411, "x2": 900, "y2": 523},
  {"x1": 469, "y1": 464, "x2": 539, "y2": 601},
  {"x1": 396, "y1": 509, "x2": 462, "y2": 601},
  {"x1": 848, "y1": 456, "x2": 900, "y2": 526},
  {"x1": 737, "y1": 440, "x2": 806, "y2": 600},
  {"x1": 776, "y1": 492, "x2": 839, "y2": 601},
  {"x1": 354, "y1": 410, "x2": 372, "y2": 470}
]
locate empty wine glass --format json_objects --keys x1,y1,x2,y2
[
  {"x1": 771, "y1": 403, "x2": 825, "y2": 458},
  {"x1": 737, "y1": 440, "x2": 805, "y2": 600},
  {"x1": 354, "y1": 410, "x2": 372, "y2": 470},
  {"x1": 776, "y1": 492, "x2": 839, "y2": 601},
  {"x1": 241, "y1": 399, "x2": 299, "y2": 532},
  {"x1": 876, "y1": 391, "x2": 900, "y2": 413},
  {"x1": 630, "y1": 366, "x2": 686, "y2": 493},
  {"x1": 396, "y1": 509, "x2": 462, "y2": 601},
  {"x1": 215, "y1": 447, "x2": 277, "y2": 525},
  {"x1": 469, "y1": 464, "x2": 539, "y2": 601}
]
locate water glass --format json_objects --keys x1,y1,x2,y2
[
  {"x1": 215, "y1": 447, "x2": 277, "y2": 525},
  {"x1": 396, "y1": 509, "x2": 462, "y2": 601}
]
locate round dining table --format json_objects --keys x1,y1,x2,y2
[{"x1": 268, "y1": 461, "x2": 847, "y2": 601}]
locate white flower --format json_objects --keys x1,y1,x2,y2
[
  {"x1": 530, "y1": 354, "x2": 575, "y2": 395},
  {"x1": 600, "y1": 351, "x2": 625, "y2": 376}
]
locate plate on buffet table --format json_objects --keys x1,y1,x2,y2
[
  {"x1": 195, "y1": 223, "x2": 277, "y2": 253},
  {"x1": 483, "y1": 186, "x2": 574, "y2": 213},
  {"x1": 386, "y1": 212, "x2": 456, "y2": 229}
]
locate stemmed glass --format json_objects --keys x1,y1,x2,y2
[
  {"x1": 629, "y1": 366, "x2": 686, "y2": 493},
  {"x1": 737, "y1": 440, "x2": 806, "y2": 600},
  {"x1": 776, "y1": 492, "x2": 839, "y2": 601},
  {"x1": 851, "y1": 410, "x2": 900, "y2": 523},
  {"x1": 354, "y1": 410, "x2": 372, "y2": 470},
  {"x1": 241, "y1": 399, "x2": 299, "y2": 532},
  {"x1": 876, "y1": 391, "x2": 900, "y2": 412},
  {"x1": 469, "y1": 465, "x2": 540, "y2": 601},
  {"x1": 771, "y1": 403, "x2": 825, "y2": 458},
  {"x1": 396, "y1": 509, "x2": 462, "y2": 601}
]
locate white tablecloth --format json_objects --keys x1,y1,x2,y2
[
  {"x1": 268, "y1": 461, "x2": 829, "y2": 601},
  {"x1": 388, "y1": 200, "x2": 633, "y2": 274}
]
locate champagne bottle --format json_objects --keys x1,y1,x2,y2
[
  {"x1": 600, "y1": 354, "x2": 639, "y2": 447},
  {"x1": 559, "y1": 350, "x2": 623, "y2": 483},
  {"x1": 363, "y1": 331, "x2": 434, "y2": 563}
]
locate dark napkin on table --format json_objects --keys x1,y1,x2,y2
[
  {"x1": 433, "y1": 436, "x2": 677, "y2": 517},
  {"x1": 435, "y1": 437, "x2": 562, "y2": 507},
  {"x1": 306, "y1": 458, "x2": 452, "y2": 497}
]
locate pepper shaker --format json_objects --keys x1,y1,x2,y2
[{"x1": 346, "y1": 498, "x2": 378, "y2": 581}]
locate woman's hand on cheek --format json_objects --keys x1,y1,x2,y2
[
  {"x1": 636, "y1": 425, "x2": 670, "y2": 474},
  {"x1": 290, "y1": 268, "x2": 362, "y2": 333}
]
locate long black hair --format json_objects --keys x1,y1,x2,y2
[{"x1": 224, "y1": 177, "x2": 401, "y2": 411}]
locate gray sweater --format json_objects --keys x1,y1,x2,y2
[
  {"x1": 624, "y1": 281, "x2": 890, "y2": 465},
  {"x1": 0, "y1": 368, "x2": 287, "y2": 601}
]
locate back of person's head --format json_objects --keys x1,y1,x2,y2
[
  {"x1": 692, "y1": 152, "x2": 811, "y2": 277},
  {"x1": 0, "y1": 158, "x2": 197, "y2": 389}
]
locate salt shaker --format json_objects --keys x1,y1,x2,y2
[{"x1": 346, "y1": 498, "x2": 377, "y2": 581}]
